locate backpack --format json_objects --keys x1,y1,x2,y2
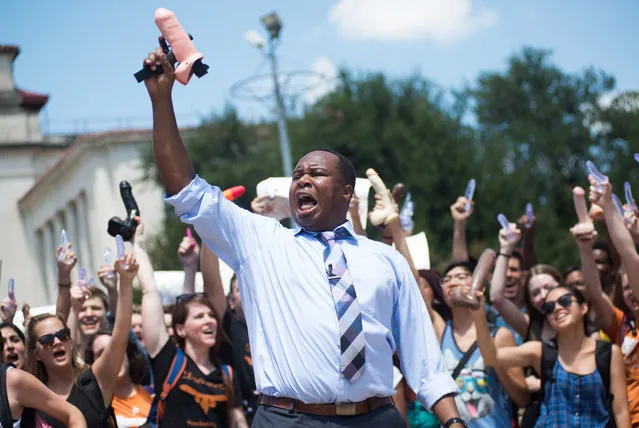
[
  {"x1": 520, "y1": 340, "x2": 615, "y2": 428},
  {"x1": 20, "y1": 369, "x2": 117, "y2": 428},
  {"x1": 141, "y1": 348, "x2": 233, "y2": 428}
]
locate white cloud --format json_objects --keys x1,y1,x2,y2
[
  {"x1": 599, "y1": 90, "x2": 639, "y2": 112},
  {"x1": 303, "y1": 56, "x2": 339, "y2": 103},
  {"x1": 328, "y1": 0, "x2": 498, "y2": 44}
]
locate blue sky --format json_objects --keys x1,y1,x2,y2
[{"x1": 3, "y1": 0, "x2": 638, "y2": 135}]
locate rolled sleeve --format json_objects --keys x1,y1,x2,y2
[
  {"x1": 417, "y1": 372, "x2": 459, "y2": 410},
  {"x1": 392, "y1": 254, "x2": 459, "y2": 410},
  {"x1": 165, "y1": 175, "x2": 212, "y2": 218},
  {"x1": 164, "y1": 175, "x2": 276, "y2": 273}
]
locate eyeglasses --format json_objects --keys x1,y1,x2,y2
[
  {"x1": 175, "y1": 292, "x2": 208, "y2": 305},
  {"x1": 541, "y1": 293, "x2": 575, "y2": 316},
  {"x1": 37, "y1": 328, "x2": 71, "y2": 347},
  {"x1": 442, "y1": 272, "x2": 471, "y2": 285}
]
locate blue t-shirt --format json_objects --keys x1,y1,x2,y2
[
  {"x1": 441, "y1": 321, "x2": 512, "y2": 428},
  {"x1": 486, "y1": 303, "x2": 525, "y2": 345}
]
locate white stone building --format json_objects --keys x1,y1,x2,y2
[{"x1": 0, "y1": 45, "x2": 168, "y2": 306}]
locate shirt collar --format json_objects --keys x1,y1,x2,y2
[{"x1": 295, "y1": 220, "x2": 356, "y2": 239}]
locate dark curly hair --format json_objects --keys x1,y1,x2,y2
[
  {"x1": 85, "y1": 328, "x2": 149, "y2": 385},
  {"x1": 306, "y1": 149, "x2": 356, "y2": 188}
]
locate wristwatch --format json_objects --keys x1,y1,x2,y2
[{"x1": 443, "y1": 417, "x2": 468, "y2": 428}]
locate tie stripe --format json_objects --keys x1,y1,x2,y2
[
  {"x1": 335, "y1": 285, "x2": 356, "y2": 319},
  {"x1": 317, "y1": 227, "x2": 366, "y2": 382}
]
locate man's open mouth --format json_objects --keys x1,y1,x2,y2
[
  {"x1": 297, "y1": 193, "x2": 317, "y2": 214},
  {"x1": 81, "y1": 316, "x2": 99, "y2": 327}
]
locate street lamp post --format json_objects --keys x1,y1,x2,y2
[
  {"x1": 246, "y1": 12, "x2": 293, "y2": 178},
  {"x1": 266, "y1": 35, "x2": 293, "y2": 178}
]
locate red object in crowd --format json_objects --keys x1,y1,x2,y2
[
  {"x1": 223, "y1": 186, "x2": 245, "y2": 201},
  {"x1": 185, "y1": 228, "x2": 196, "y2": 248}
]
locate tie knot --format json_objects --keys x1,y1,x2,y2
[
  {"x1": 320, "y1": 231, "x2": 335, "y2": 243},
  {"x1": 318, "y1": 227, "x2": 350, "y2": 244}
]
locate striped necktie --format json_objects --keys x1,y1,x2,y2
[{"x1": 317, "y1": 227, "x2": 366, "y2": 382}]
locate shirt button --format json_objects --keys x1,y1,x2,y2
[{"x1": 576, "y1": 412, "x2": 580, "y2": 416}]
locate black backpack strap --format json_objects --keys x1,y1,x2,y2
[
  {"x1": 144, "y1": 347, "x2": 187, "y2": 428},
  {"x1": 0, "y1": 364, "x2": 15, "y2": 428},
  {"x1": 451, "y1": 341, "x2": 478, "y2": 380},
  {"x1": 518, "y1": 341, "x2": 557, "y2": 428},
  {"x1": 596, "y1": 339, "x2": 616, "y2": 427},
  {"x1": 595, "y1": 340, "x2": 616, "y2": 428},
  {"x1": 595, "y1": 340, "x2": 612, "y2": 394},
  {"x1": 540, "y1": 340, "x2": 558, "y2": 384},
  {"x1": 76, "y1": 370, "x2": 116, "y2": 427}
]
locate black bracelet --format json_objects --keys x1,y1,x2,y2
[
  {"x1": 443, "y1": 417, "x2": 468, "y2": 428},
  {"x1": 498, "y1": 252, "x2": 512, "y2": 258}
]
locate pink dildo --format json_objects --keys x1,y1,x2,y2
[
  {"x1": 186, "y1": 228, "x2": 195, "y2": 248},
  {"x1": 154, "y1": 8, "x2": 207, "y2": 85}
]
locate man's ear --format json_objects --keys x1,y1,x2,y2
[
  {"x1": 344, "y1": 184, "x2": 354, "y2": 202},
  {"x1": 392, "y1": 183, "x2": 405, "y2": 204}
]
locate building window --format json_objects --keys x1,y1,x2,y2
[{"x1": 36, "y1": 227, "x2": 45, "y2": 286}]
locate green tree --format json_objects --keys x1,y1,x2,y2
[
  {"x1": 142, "y1": 47, "x2": 620, "y2": 274},
  {"x1": 289, "y1": 70, "x2": 478, "y2": 267},
  {"x1": 471, "y1": 47, "x2": 615, "y2": 268},
  {"x1": 595, "y1": 90, "x2": 639, "y2": 195},
  {"x1": 141, "y1": 105, "x2": 281, "y2": 269}
]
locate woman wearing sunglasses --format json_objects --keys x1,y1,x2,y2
[
  {"x1": 21, "y1": 253, "x2": 138, "y2": 428},
  {"x1": 472, "y1": 284, "x2": 630, "y2": 427},
  {"x1": 134, "y1": 217, "x2": 247, "y2": 428},
  {"x1": 0, "y1": 332, "x2": 87, "y2": 427}
]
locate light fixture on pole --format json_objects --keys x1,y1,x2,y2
[
  {"x1": 241, "y1": 11, "x2": 293, "y2": 179},
  {"x1": 261, "y1": 12, "x2": 282, "y2": 39},
  {"x1": 244, "y1": 30, "x2": 266, "y2": 49},
  {"x1": 233, "y1": 12, "x2": 336, "y2": 228}
]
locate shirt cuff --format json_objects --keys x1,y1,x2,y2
[
  {"x1": 164, "y1": 175, "x2": 218, "y2": 216},
  {"x1": 417, "y1": 372, "x2": 459, "y2": 410}
]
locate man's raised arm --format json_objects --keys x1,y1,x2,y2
[{"x1": 144, "y1": 47, "x2": 195, "y2": 196}]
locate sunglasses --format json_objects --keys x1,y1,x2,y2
[
  {"x1": 38, "y1": 328, "x2": 71, "y2": 347},
  {"x1": 175, "y1": 292, "x2": 208, "y2": 305},
  {"x1": 541, "y1": 293, "x2": 575, "y2": 316}
]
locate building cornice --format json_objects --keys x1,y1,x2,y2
[{"x1": 17, "y1": 127, "x2": 195, "y2": 209}]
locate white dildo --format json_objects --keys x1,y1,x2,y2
[{"x1": 367, "y1": 168, "x2": 400, "y2": 226}]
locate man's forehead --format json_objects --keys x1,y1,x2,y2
[
  {"x1": 508, "y1": 257, "x2": 522, "y2": 269},
  {"x1": 295, "y1": 151, "x2": 338, "y2": 169}
]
